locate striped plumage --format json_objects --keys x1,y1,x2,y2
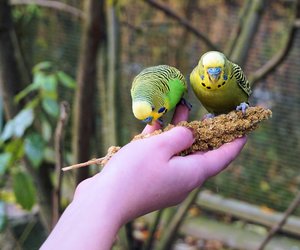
[
  {"x1": 131, "y1": 65, "x2": 187, "y2": 124},
  {"x1": 190, "y1": 51, "x2": 251, "y2": 115}
]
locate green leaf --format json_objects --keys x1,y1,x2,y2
[
  {"x1": 42, "y1": 99, "x2": 59, "y2": 117},
  {"x1": 14, "y1": 109, "x2": 34, "y2": 137},
  {"x1": 33, "y1": 61, "x2": 52, "y2": 73},
  {"x1": 41, "y1": 118, "x2": 52, "y2": 141},
  {"x1": 14, "y1": 81, "x2": 40, "y2": 104},
  {"x1": 0, "y1": 119, "x2": 15, "y2": 141},
  {"x1": 0, "y1": 109, "x2": 34, "y2": 141},
  {"x1": 57, "y1": 71, "x2": 75, "y2": 88},
  {"x1": 25, "y1": 97, "x2": 40, "y2": 109},
  {"x1": 12, "y1": 172, "x2": 36, "y2": 210},
  {"x1": 0, "y1": 153, "x2": 11, "y2": 175},
  {"x1": 24, "y1": 133, "x2": 45, "y2": 168},
  {"x1": 5, "y1": 139, "x2": 24, "y2": 158},
  {"x1": 41, "y1": 75, "x2": 57, "y2": 93}
]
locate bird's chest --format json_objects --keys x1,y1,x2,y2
[{"x1": 196, "y1": 82, "x2": 247, "y2": 114}]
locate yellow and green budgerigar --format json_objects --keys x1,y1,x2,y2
[
  {"x1": 131, "y1": 65, "x2": 188, "y2": 124},
  {"x1": 190, "y1": 51, "x2": 252, "y2": 116}
]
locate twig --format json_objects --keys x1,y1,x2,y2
[
  {"x1": 249, "y1": 0, "x2": 299, "y2": 86},
  {"x1": 145, "y1": 0, "x2": 219, "y2": 51},
  {"x1": 143, "y1": 209, "x2": 164, "y2": 250},
  {"x1": 10, "y1": 0, "x2": 85, "y2": 19},
  {"x1": 62, "y1": 157, "x2": 105, "y2": 171},
  {"x1": 257, "y1": 190, "x2": 300, "y2": 250},
  {"x1": 157, "y1": 188, "x2": 201, "y2": 250},
  {"x1": 52, "y1": 101, "x2": 70, "y2": 228}
]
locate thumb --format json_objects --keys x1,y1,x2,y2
[{"x1": 152, "y1": 127, "x2": 194, "y2": 158}]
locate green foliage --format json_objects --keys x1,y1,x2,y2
[
  {"x1": 25, "y1": 133, "x2": 46, "y2": 168},
  {"x1": 12, "y1": 172, "x2": 36, "y2": 211},
  {"x1": 0, "y1": 62, "x2": 75, "y2": 211},
  {"x1": 0, "y1": 109, "x2": 34, "y2": 142}
]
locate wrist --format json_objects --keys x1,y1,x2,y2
[{"x1": 42, "y1": 174, "x2": 124, "y2": 250}]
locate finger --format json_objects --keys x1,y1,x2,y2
[
  {"x1": 169, "y1": 137, "x2": 247, "y2": 187},
  {"x1": 152, "y1": 126, "x2": 194, "y2": 157},
  {"x1": 142, "y1": 120, "x2": 162, "y2": 135},
  {"x1": 171, "y1": 103, "x2": 190, "y2": 125},
  {"x1": 199, "y1": 137, "x2": 247, "y2": 178}
]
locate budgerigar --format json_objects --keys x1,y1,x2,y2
[
  {"x1": 190, "y1": 51, "x2": 252, "y2": 116},
  {"x1": 131, "y1": 65, "x2": 188, "y2": 124}
]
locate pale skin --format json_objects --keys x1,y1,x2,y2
[{"x1": 41, "y1": 104, "x2": 247, "y2": 250}]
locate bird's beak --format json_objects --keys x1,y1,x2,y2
[{"x1": 207, "y1": 67, "x2": 221, "y2": 81}]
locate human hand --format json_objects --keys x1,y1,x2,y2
[
  {"x1": 42, "y1": 103, "x2": 246, "y2": 250},
  {"x1": 78, "y1": 103, "x2": 246, "y2": 224}
]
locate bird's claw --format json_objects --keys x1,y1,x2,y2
[
  {"x1": 157, "y1": 118, "x2": 164, "y2": 126},
  {"x1": 236, "y1": 102, "x2": 249, "y2": 114},
  {"x1": 179, "y1": 98, "x2": 192, "y2": 111},
  {"x1": 202, "y1": 113, "x2": 215, "y2": 120}
]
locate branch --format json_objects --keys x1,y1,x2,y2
[
  {"x1": 10, "y1": 0, "x2": 85, "y2": 19},
  {"x1": 249, "y1": 2, "x2": 299, "y2": 86},
  {"x1": 225, "y1": 0, "x2": 252, "y2": 57},
  {"x1": 143, "y1": 209, "x2": 164, "y2": 250},
  {"x1": 52, "y1": 101, "x2": 70, "y2": 228},
  {"x1": 156, "y1": 188, "x2": 201, "y2": 250},
  {"x1": 144, "y1": 0, "x2": 219, "y2": 51},
  {"x1": 257, "y1": 190, "x2": 300, "y2": 250}
]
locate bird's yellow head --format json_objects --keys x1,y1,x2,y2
[
  {"x1": 200, "y1": 51, "x2": 227, "y2": 85},
  {"x1": 132, "y1": 101, "x2": 163, "y2": 124}
]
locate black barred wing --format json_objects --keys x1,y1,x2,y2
[
  {"x1": 131, "y1": 65, "x2": 186, "y2": 95},
  {"x1": 231, "y1": 63, "x2": 252, "y2": 96}
]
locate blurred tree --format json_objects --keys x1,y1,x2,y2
[
  {"x1": 0, "y1": 0, "x2": 21, "y2": 119},
  {"x1": 72, "y1": 0, "x2": 105, "y2": 183},
  {"x1": 98, "y1": 0, "x2": 121, "y2": 151},
  {"x1": 230, "y1": 0, "x2": 267, "y2": 66}
]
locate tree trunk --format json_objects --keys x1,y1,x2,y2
[
  {"x1": 100, "y1": 1, "x2": 120, "y2": 149},
  {"x1": 230, "y1": 0, "x2": 266, "y2": 67},
  {"x1": 72, "y1": 0, "x2": 105, "y2": 184},
  {"x1": 0, "y1": 0, "x2": 20, "y2": 119}
]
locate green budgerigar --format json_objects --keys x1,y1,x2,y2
[
  {"x1": 190, "y1": 51, "x2": 252, "y2": 116},
  {"x1": 131, "y1": 65, "x2": 188, "y2": 124}
]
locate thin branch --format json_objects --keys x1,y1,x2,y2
[
  {"x1": 156, "y1": 188, "x2": 201, "y2": 250},
  {"x1": 10, "y1": 0, "x2": 85, "y2": 19},
  {"x1": 52, "y1": 101, "x2": 70, "y2": 228},
  {"x1": 143, "y1": 209, "x2": 164, "y2": 250},
  {"x1": 249, "y1": 1, "x2": 299, "y2": 86},
  {"x1": 144, "y1": 0, "x2": 219, "y2": 51},
  {"x1": 225, "y1": 0, "x2": 252, "y2": 57},
  {"x1": 257, "y1": 190, "x2": 300, "y2": 250}
]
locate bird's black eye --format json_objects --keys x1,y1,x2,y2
[
  {"x1": 151, "y1": 106, "x2": 155, "y2": 111},
  {"x1": 158, "y1": 107, "x2": 166, "y2": 113}
]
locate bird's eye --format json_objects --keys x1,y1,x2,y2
[
  {"x1": 151, "y1": 106, "x2": 155, "y2": 111},
  {"x1": 200, "y1": 75, "x2": 204, "y2": 80},
  {"x1": 158, "y1": 107, "x2": 166, "y2": 113},
  {"x1": 223, "y1": 75, "x2": 228, "y2": 80}
]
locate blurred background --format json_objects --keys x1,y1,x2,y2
[{"x1": 0, "y1": 0, "x2": 300, "y2": 249}]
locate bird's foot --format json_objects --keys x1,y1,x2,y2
[
  {"x1": 179, "y1": 98, "x2": 192, "y2": 111},
  {"x1": 236, "y1": 102, "x2": 249, "y2": 114},
  {"x1": 202, "y1": 113, "x2": 215, "y2": 120}
]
